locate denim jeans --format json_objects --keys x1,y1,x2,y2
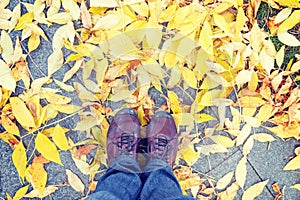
[{"x1": 87, "y1": 155, "x2": 195, "y2": 200}]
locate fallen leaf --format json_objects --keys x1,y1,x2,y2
[
  {"x1": 12, "y1": 185, "x2": 29, "y2": 200},
  {"x1": 66, "y1": 169, "x2": 85, "y2": 193},
  {"x1": 210, "y1": 135, "x2": 234, "y2": 148},
  {"x1": 236, "y1": 124, "x2": 252, "y2": 146},
  {"x1": 23, "y1": 186, "x2": 58, "y2": 198},
  {"x1": 242, "y1": 180, "x2": 269, "y2": 200},
  {"x1": 243, "y1": 136, "x2": 254, "y2": 156},
  {"x1": 10, "y1": 97, "x2": 36, "y2": 128},
  {"x1": 35, "y1": 132, "x2": 62, "y2": 165},
  {"x1": 291, "y1": 184, "x2": 300, "y2": 191},
  {"x1": 235, "y1": 156, "x2": 247, "y2": 188},
  {"x1": 0, "y1": 59, "x2": 16, "y2": 92},
  {"x1": 283, "y1": 155, "x2": 300, "y2": 170},
  {"x1": 12, "y1": 142, "x2": 27, "y2": 181},
  {"x1": 178, "y1": 147, "x2": 200, "y2": 166},
  {"x1": 274, "y1": 8, "x2": 292, "y2": 24},
  {"x1": 52, "y1": 124, "x2": 69, "y2": 150},
  {"x1": 63, "y1": 58, "x2": 84, "y2": 82},
  {"x1": 253, "y1": 133, "x2": 276, "y2": 142},
  {"x1": 217, "y1": 182, "x2": 239, "y2": 200},
  {"x1": 278, "y1": 31, "x2": 300, "y2": 47},
  {"x1": 216, "y1": 171, "x2": 234, "y2": 190},
  {"x1": 26, "y1": 157, "x2": 47, "y2": 196},
  {"x1": 80, "y1": 0, "x2": 92, "y2": 29}
]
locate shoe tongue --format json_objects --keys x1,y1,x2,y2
[{"x1": 115, "y1": 115, "x2": 138, "y2": 133}]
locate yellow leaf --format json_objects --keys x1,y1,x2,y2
[
  {"x1": 216, "y1": 171, "x2": 234, "y2": 190},
  {"x1": 259, "y1": 48, "x2": 275, "y2": 74},
  {"x1": 47, "y1": 0, "x2": 60, "y2": 17},
  {"x1": 275, "y1": 45, "x2": 285, "y2": 67},
  {"x1": 291, "y1": 184, "x2": 300, "y2": 191},
  {"x1": 0, "y1": 0, "x2": 9, "y2": 9},
  {"x1": 54, "y1": 79, "x2": 74, "y2": 92},
  {"x1": 236, "y1": 70, "x2": 252, "y2": 85},
  {"x1": 167, "y1": 65, "x2": 181, "y2": 88},
  {"x1": 53, "y1": 125, "x2": 69, "y2": 150},
  {"x1": 206, "y1": 72, "x2": 231, "y2": 87},
  {"x1": 12, "y1": 142, "x2": 27, "y2": 181},
  {"x1": 210, "y1": 135, "x2": 234, "y2": 148},
  {"x1": 168, "y1": 91, "x2": 181, "y2": 114},
  {"x1": 238, "y1": 96, "x2": 266, "y2": 108},
  {"x1": 90, "y1": 0, "x2": 119, "y2": 7},
  {"x1": 179, "y1": 147, "x2": 200, "y2": 166},
  {"x1": 217, "y1": 182, "x2": 239, "y2": 200},
  {"x1": 130, "y1": 2, "x2": 148, "y2": 16},
  {"x1": 0, "y1": 19, "x2": 12, "y2": 30},
  {"x1": 15, "y1": 12, "x2": 34, "y2": 30},
  {"x1": 62, "y1": 0, "x2": 80, "y2": 20},
  {"x1": 243, "y1": 136, "x2": 254, "y2": 156},
  {"x1": 12, "y1": 185, "x2": 29, "y2": 200},
  {"x1": 108, "y1": 32, "x2": 138, "y2": 59},
  {"x1": 0, "y1": 59, "x2": 16, "y2": 91},
  {"x1": 10, "y1": 97, "x2": 36, "y2": 128},
  {"x1": 236, "y1": 124, "x2": 252, "y2": 146},
  {"x1": 0, "y1": 30, "x2": 14, "y2": 64},
  {"x1": 275, "y1": 0, "x2": 300, "y2": 7},
  {"x1": 35, "y1": 132, "x2": 63, "y2": 165},
  {"x1": 9, "y1": 4, "x2": 21, "y2": 31},
  {"x1": 48, "y1": 50, "x2": 64, "y2": 76},
  {"x1": 278, "y1": 10, "x2": 300, "y2": 33},
  {"x1": 51, "y1": 104, "x2": 81, "y2": 114},
  {"x1": 253, "y1": 133, "x2": 276, "y2": 142},
  {"x1": 278, "y1": 31, "x2": 300, "y2": 47},
  {"x1": 72, "y1": 157, "x2": 90, "y2": 175},
  {"x1": 26, "y1": 160, "x2": 47, "y2": 196},
  {"x1": 6, "y1": 193, "x2": 12, "y2": 200},
  {"x1": 242, "y1": 180, "x2": 269, "y2": 200},
  {"x1": 196, "y1": 144, "x2": 229, "y2": 155},
  {"x1": 92, "y1": 14, "x2": 119, "y2": 31},
  {"x1": 47, "y1": 12, "x2": 72, "y2": 24},
  {"x1": 63, "y1": 58, "x2": 84, "y2": 82},
  {"x1": 24, "y1": 186, "x2": 58, "y2": 198},
  {"x1": 75, "y1": 115, "x2": 98, "y2": 131},
  {"x1": 199, "y1": 20, "x2": 213, "y2": 55},
  {"x1": 26, "y1": 23, "x2": 48, "y2": 40},
  {"x1": 194, "y1": 113, "x2": 216, "y2": 123},
  {"x1": 213, "y1": 12, "x2": 233, "y2": 36},
  {"x1": 80, "y1": 0, "x2": 92, "y2": 29},
  {"x1": 256, "y1": 104, "x2": 273, "y2": 122},
  {"x1": 235, "y1": 7, "x2": 246, "y2": 37},
  {"x1": 1, "y1": 113, "x2": 20, "y2": 136},
  {"x1": 43, "y1": 92, "x2": 72, "y2": 104},
  {"x1": 283, "y1": 155, "x2": 300, "y2": 170},
  {"x1": 274, "y1": 8, "x2": 292, "y2": 24},
  {"x1": 172, "y1": 113, "x2": 194, "y2": 126},
  {"x1": 66, "y1": 169, "x2": 85, "y2": 193},
  {"x1": 164, "y1": 51, "x2": 178, "y2": 69},
  {"x1": 159, "y1": 3, "x2": 177, "y2": 22},
  {"x1": 181, "y1": 67, "x2": 197, "y2": 89},
  {"x1": 235, "y1": 156, "x2": 247, "y2": 188},
  {"x1": 28, "y1": 33, "x2": 40, "y2": 52}
]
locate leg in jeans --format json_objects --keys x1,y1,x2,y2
[
  {"x1": 140, "y1": 159, "x2": 195, "y2": 200},
  {"x1": 87, "y1": 156, "x2": 142, "y2": 200},
  {"x1": 87, "y1": 108, "x2": 141, "y2": 200},
  {"x1": 141, "y1": 111, "x2": 196, "y2": 200}
]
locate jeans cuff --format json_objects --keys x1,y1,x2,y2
[
  {"x1": 143, "y1": 159, "x2": 169, "y2": 172},
  {"x1": 110, "y1": 155, "x2": 142, "y2": 173}
]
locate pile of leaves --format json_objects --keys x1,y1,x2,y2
[{"x1": 0, "y1": 0, "x2": 299, "y2": 199}]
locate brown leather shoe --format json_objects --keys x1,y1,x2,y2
[
  {"x1": 147, "y1": 111, "x2": 178, "y2": 167},
  {"x1": 107, "y1": 108, "x2": 140, "y2": 166}
]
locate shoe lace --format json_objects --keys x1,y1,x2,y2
[
  {"x1": 149, "y1": 135, "x2": 172, "y2": 162},
  {"x1": 114, "y1": 132, "x2": 137, "y2": 155}
]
